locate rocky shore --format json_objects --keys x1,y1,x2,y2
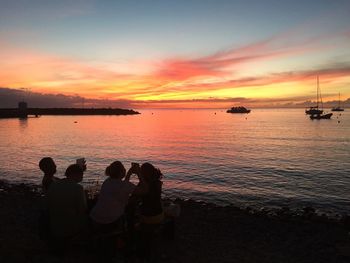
[{"x1": 0, "y1": 180, "x2": 349, "y2": 262}]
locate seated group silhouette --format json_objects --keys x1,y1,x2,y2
[{"x1": 39, "y1": 157, "x2": 166, "y2": 261}]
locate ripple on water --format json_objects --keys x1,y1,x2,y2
[{"x1": 0, "y1": 109, "x2": 349, "y2": 213}]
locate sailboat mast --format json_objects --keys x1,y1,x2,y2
[
  {"x1": 338, "y1": 92, "x2": 340, "y2": 107},
  {"x1": 319, "y1": 77, "x2": 323, "y2": 110},
  {"x1": 316, "y1": 75, "x2": 319, "y2": 108}
]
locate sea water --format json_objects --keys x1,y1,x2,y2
[{"x1": 0, "y1": 109, "x2": 349, "y2": 213}]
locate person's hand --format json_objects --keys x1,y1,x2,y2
[
  {"x1": 131, "y1": 162, "x2": 140, "y2": 175},
  {"x1": 82, "y1": 162, "x2": 87, "y2": 172},
  {"x1": 81, "y1": 159, "x2": 87, "y2": 171},
  {"x1": 76, "y1": 158, "x2": 87, "y2": 172}
]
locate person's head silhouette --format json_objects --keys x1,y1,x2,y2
[
  {"x1": 65, "y1": 164, "x2": 84, "y2": 183},
  {"x1": 39, "y1": 157, "x2": 56, "y2": 176},
  {"x1": 141, "y1": 162, "x2": 162, "y2": 183},
  {"x1": 105, "y1": 161, "x2": 126, "y2": 179}
]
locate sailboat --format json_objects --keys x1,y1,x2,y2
[
  {"x1": 305, "y1": 76, "x2": 323, "y2": 115},
  {"x1": 308, "y1": 76, "x2": 333, "y2": 120},
  {"x1": 310, "y1": 112, "x2": 333, "y2": 119},
  {"x1": 331, "y1": 93, "x2": 344, "y2": 111}
]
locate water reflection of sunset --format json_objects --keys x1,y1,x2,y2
[{"x1": 2, "y1": 109, "x2": 349, "y2": 212}]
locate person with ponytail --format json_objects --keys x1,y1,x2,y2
[
  {"x1": 137, "y1": 163, "x2": 164, "y2": 224},
  {"x1": 131, "y1": 162, "x2": 164, "y2": 261},
  {"x1": 90, "y1": 161, "x2": 137, "y2": 230}
]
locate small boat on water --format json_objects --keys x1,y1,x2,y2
[
  {"x1": 332, "y1": 107, "x2": 344, "y2": 112},
  {"x1": 226, "y1": 106, "x2": 251, "y2": 114},
  {"x1": 331, "y1": 93, "x2": 344, "y2": 112},
  {"x1": 305, "y1": 107, "x2": 323, "y2": 115},
  {"x1": 310, "y1": 113, "x2": 333, "y2": 120},
  {"x1": 305, "y1": 76, "x2": 323, "y2": 115}
]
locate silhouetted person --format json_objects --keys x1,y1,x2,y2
[
  {"x1": 39, "y1": 157, "x2": 59, "y2": 193},
  {"x1": 38, "y1": 157, "x2": 59, "y2": 242},
  {"x1": 138, "y1": 163, "x2": 163, "y2": 223},
  {"x1": 90, "y1": 161, "x2": 137, "y2": 229},
  {"x1": 90, "y1": 161, "x2": 140, "y2": 259},
  {"x1": 133, "y1": 162, "x2": 164, "y2": 262},
  {"x1": 47, "y1": 164, "x2": 88, "y2": 255}
]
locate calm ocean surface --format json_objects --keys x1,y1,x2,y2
[{"x1": 0, "y1": 109, "x2": 349, "y2": 213}]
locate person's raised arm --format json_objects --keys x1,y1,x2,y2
[
  {"x1": 132, "y1": 172, "x2": 149, "y2": 196},
  {"x1": 125, "y1": 163, "x2": 141, "y2": 182},
  {"x1": 124, "y1": 167, "x2": 133, "y2": 182}
]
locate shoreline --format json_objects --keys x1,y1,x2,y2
[
  {"x1": 2, "y1": 177, "x2": 348, "y2": 217},
  {"x1": 0, "y1": 180, "x2": 349, "y2": 262}
]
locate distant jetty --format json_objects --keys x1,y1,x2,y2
[{"x1": 0, "y1": 102, "x2": 140, "y2": 119}]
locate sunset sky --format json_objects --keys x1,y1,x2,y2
[{"x1": 1, "y1": 0, "x2": 350, "y2": 108}]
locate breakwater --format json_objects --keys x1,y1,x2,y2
[{"x1": 0, "y1": 108, "x2": 140, "y2": 118}]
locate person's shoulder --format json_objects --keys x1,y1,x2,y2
[
  {"x1": 70, "y1": 182, "x2": 84, "y2": 196},
  {"x1": 49, "y1": 178, "x2": 61, "y2": 187},
  {"x1": 103, "y1": 177, "x2": 113, "y2": 184},
  {"x1": 55, "y1": 178, "x2": 79, "y2": 189},
  {"x1": 101, "y1": 177, "x2": 116, "y2": 188},
  {"x1": 74, "y1": 182, "x2": 84, "y2": 190},
  {"x1": 49, "y1": 178, "x2": 66, "y2": 190},
  {"x1": 122, "y1": 180, "x2": 136, "y2": 191},
  {"x1": 47, "y1": 179, "x2": 61, "y2": 195},
  {"x1": 124, "y1": 180, "x2": 135, "y2": 187}
]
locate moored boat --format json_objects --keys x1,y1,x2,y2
[
  {"x1": 305, "y1": 76, "x2": 323, "y2": 115},
  {"x1": 331, "y1": 107, "x2": 344, "y2": 112},
  {"x1": 310, "y1": 113, "x2": 333, "y2": 120},
  {"x1": 226, "y1": 106, "x2": 251, "y2": 113},
  {"x1": 305, "y1": 107, "x2": 323, "y2": 115},
  {"x1": 331, "y1": 93, "x2": 344, "y2": 111}
]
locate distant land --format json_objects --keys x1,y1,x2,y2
[{"x1": 0, "y1": 87, "x2": 349, "y2": 109}]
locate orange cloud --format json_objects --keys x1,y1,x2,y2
[
  {"x1": 1, "y1": 27, "x2": 350, "y2": 107},
  {"x1": 0, "y1": 43, "x2": 131, "y2": 94}
]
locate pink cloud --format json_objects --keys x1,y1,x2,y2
[
  {"x1": 153, "y1": 28, "x2": 350, "y2": 82},
  {"x1": 124, "y1": 65, "x2": 350, "y2": 100},
  {"x1": 1, "y1": 26, "x2": 350, "y2": 102}
]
